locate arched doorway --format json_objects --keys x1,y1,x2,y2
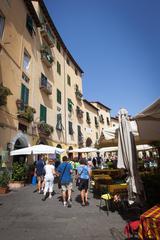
[
  {"x1": 11, "y1": 132, "x2": 29, "y2": 164},
  {"x1": 86, "y1": 137, "x2": 92, "y2": 147}
]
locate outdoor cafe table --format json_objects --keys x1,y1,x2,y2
[
  {"x1": 93, "y1": 175, "x2": 112, "y2": 191},
  {"x1": 138, "y1": 204, "x2": 160, "y2": 239},
  {"x1": 108, "y1": 183, "x2": 128, "y2": 194},
  {"x1": 92, "y1": 169, "x2": 124, "y2": 179}
]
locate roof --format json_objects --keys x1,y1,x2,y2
[
  {"x1": 90, "y1": 101, "x2": 111, "y2": 111},
  {"x1": 83, "y1": 99, "x2": 99, "y2": 112},
  {"x1": 33, "y1": 0, "x2": 83, "y2": 74},
  {"x1": 24, "y1": 0, "x2": 41, "y2": 27}
]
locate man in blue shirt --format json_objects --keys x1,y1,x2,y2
[
  {"x1": 35, "y1": 155, "x2": 45, "y2": 193},
  {"x1": 57, "y1": 156, "x2": 73, "y2": 207}
]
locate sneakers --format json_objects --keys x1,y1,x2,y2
[
  {"x1": 49, "y1": 195, "x2": 52, "y2": 199},
  {"x1": 81, "y1": 202, "x2": 85, "y2": 207},
  {"x1": 63, "y1": 201, "x2": 67, "y2": 207},
  {"x1": 42, "y1": 195, "x2": 47, "y2": 201},
  {"x1": 67, "y1": 200, "x2": 72, "y2": 208}
]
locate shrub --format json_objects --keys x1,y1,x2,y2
[
  {"x1": 12, "y1": 162, "x2": 27, "y2": 181},
  {"x1": 0, "y1": 170, "x2": 10, "y2": 187}
]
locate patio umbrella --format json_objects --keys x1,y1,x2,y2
[
  {"x1": 68, "y1": 147, "x2": 99, "y2": 153},
  {"x1": 117, "y1": 108, "x2": 145, "y2": 205},
  {"x1": 10, "y1": 144, "x2": 65, "y2": 156}
]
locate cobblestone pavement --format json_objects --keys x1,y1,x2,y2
[{"x1": 0, "y1": 183, "x2": 127, "y2": 240}]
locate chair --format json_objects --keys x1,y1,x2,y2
[
  {"x1": 99, "y1": 186, "x2": 113, "y2": 215},
  {"x1": 124, "y1": 220, "x2": 140, "y2": 239}
]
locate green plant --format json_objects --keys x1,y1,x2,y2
[
  {"x1": 12, "y1": 162, "x2": 27, "y2": 181},
  {"x1": 0, "y1": 170, "x2": 10, "y2": 187},
  {"x1": 17, "y1": 105, "x2": 36, "y2": 123},
  {"x1": 0, "y1": 83, "x2": 12, "y2": 106},
  {"x1": 38, "y1": 121, "x2": 54, "y2": 135}
]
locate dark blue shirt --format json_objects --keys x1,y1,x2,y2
[
  {"x1": 57, "y1": 162, "x2": 72, "y2": 184},
  {"x1": 36, "y1": 159, "x2": 45, "y2": 176}
]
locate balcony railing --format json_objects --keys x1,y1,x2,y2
[
  {"x1": 40, "y1": 77, "x2": 52, "y2": 95},
  {"x1": 76, "y1": 106, "x2": 84, "y2": 118},
  {"x1": 40, "y1": 24, "x2": 55, "y2": 47},
  {"x1": 37, "y1": 121, "x2": 54, "y2": 136},
  {"x1": 41, "y1": 48, "x2": 54, "y2": 67},
  {"x1": 17, "y1": 103, "x2": 36, "y2": 123}
]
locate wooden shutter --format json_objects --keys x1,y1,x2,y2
[
  {"x1": 21, "y1": 84, "x2": 29, "y2": 105},
  {"x1": 40, "y1": 104, "x2": 46, "y2": 122}
]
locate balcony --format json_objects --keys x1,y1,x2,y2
[
  {"x1": 40, "y1": 24, "x2": 55, "y2": 47},
  {"x1": 0, "y1": 84, "x2": 12, "y2": 106},
  {"x1": 40, "y1": 77, "x2": 52, "y2": 95},
  {"x1": 76, "y1": 106, "x2": 84, "y2": 119},
  {"x1": 75, "y1": 85, "x2": 83, "y2": 100},
  {"x1": 37, "y1": 121, "x2": 54, "y2": 136},
  {"x1": 17, "y1": 103, "x2": 36, "y2": 123},
  {"x1": 40, "y1": 47, "x2": 54, "y2": 68}
]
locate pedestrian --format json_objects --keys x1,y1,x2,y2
[
  {"x1": 77, "y1": 158, "x2": 91, "y2": 206},
  {"x1": 34, "y1": 155, "x2": 45, "y2": 194},
  {"x1": 57, "y1": 156, "x2": 73, "y2": 207},
  {"x1": 42, "y1": 158, "x2": 56, "y2": 201}
]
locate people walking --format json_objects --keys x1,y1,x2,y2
[
  {"x1": 77, "y1": 158, "x2": 91, "y2": 206},
  {"x1": 42, "y1": 158, "x2": 56, "y2": 201},
  {"x1": 34, "y1": 155, "x2": 45, "y2": 194},
  {"x1": 57, "y1": 156, "x2": 73, "y2": 207}
]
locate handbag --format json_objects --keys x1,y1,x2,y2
[
  {"x1": 76, "y1": 167, "x2": 84, "y2": 187},
  {"x1": 58, "y1": 163, "x2": 68, "y2": 189},
  {"x1": 31, "y1": 175, "x2": 37, "y2": 186}
]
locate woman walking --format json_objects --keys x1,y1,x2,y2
[
  {"x1": 42, "y1": 158, "x2": 56, "y2": 201},
  {"x1": 77, "y1": 158, "x2": 91, "y2": 206}
]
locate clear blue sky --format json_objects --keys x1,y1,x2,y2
[{"x1": 44, "y1": 0, "x2": 160, "y2": 116}]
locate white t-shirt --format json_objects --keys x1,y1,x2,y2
[{"x1": 44, "y1": 164, "x2": 55, "y2": 179}]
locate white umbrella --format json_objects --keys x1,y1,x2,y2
[
  {"x1": 68, "y1": 147, "x2": 99, "y2": 153},
  {"x1": 99, "y1": 146, "x2": 118, "y2": 152},
  {"x1": 10, "y1": 144, "x2": 65, "y2": 156},
  {"x1": 117, "y1": 108, "x2": 145, "y2": 205}
]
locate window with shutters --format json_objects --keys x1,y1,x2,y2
[
  {"x1": 68, "y1": 121, "x2": 73, "y2": 135},
  {"x1": 67, "y1": 74, "x2": 71, "y2": 86},
  {"x1": 40, "y1": 104, "x2": 46, "y2": 123},
  {"x1": 26, "y1": 14, "x2": 34, "y2": 36},
  {"x1": 57, "y1": 89, "x2": 61, "y2": 104},
  {"x1": 57, "y1": 61, "x2": 61, "y2": 75},
  {"x1": 0, "y1": 13, "x2": 5, "y2": 39},
  {"x1": 21, "y1": 84, "x2": 29, "y2": 106},
  {"x1": 56, "y1": 41, "x2": 61, "y2": 52},
  {"x1": 23, "y1": 51, "x2": 31, "y2": 73},
  {"x1": 68, "y1": 98, "x2": 74, "y2": 112},
  {"x1": 56, "y1": 113, "x2": 63, "y2": 131}
]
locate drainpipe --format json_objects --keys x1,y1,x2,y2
[{"x1": 63, "y1": 51, "x2": 67, "y2": 146}]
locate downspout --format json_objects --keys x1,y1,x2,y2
[{"x1": 63, "y1": 51, "x2": 67, "y2": 146}]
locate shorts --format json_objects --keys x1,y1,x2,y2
[
  {"x1": 37, "y1": 175, "x2": 44, "y2": 182},
  {"x1": 78, "y1": 178, "x2": 89, "y2": 191},
  {"x1": 61, "y1": 182, "x2": 73, "y2": 192}
]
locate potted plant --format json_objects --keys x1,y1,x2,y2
[
  {"x1": 0, "y1": 170, "x2": 10, "y2": 194},
  {"x1": 9, "y1": 162, "x2": 27, "y2": 189}
]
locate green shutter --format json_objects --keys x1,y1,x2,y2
[
  {"x1": 57, "y1": 61, "x2": 61, "y2": 75},
  {"x1": 57, "y1": 89, "x2": 61, "y2": 104},
  {"x1": 21, "y1": 84, "x2": 29, "y2": 105},
  {"x1": 40, "y1": 104, "x2": 46, "y2": 122}
]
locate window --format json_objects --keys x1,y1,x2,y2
[
  {"x1": 68, "y1": 121, "x2": 73, "y2": 135},
  {"x1": 40, "y1": 104, "x2": 46, "y2": 122},
  {"x1": 75, "y1": 68, "x2": 78, "y2": 76},
  {"x1": 57, "y1": 89, "x2": 61, "y2": 104},
  {"x1": 56, "y1": 41, "x2": 61, "y2": 52},
  {"x1": 68, "y1": 98, "x2": 74, "y2": 112},
  {"x1": 57, "y1": 61, "x2": 61, "y2": 75},
  {"x1": 26, "y1": 14, "x2": 34, "y2": 36},
  {"x1": 23, "y1": 51, "x2": 31, "y2": 73},
  {"x1": 86, "y1": 112, "x2": 91, "y2": 124},
  {"x1": 0, "y1": 14, "x2": 5, "y2": 39},
  {"x1": 96, "y1": 132, "x2": 98, "y2": 139},
  {"x1": 67, "y1": 74, "x2": 71, "y2": 86},
  {"x1": 21, "y1": 84, "x2": 29, "y2": 105},
  {"x1": 56, "y1": 113, "x2": 63, "y2": 131},
  {"x1": 66, "y1": 58, "x2": 70, "y2": 65},
  {"x1": 107, "y1": 117, "x2": 110, "y2": 125}
]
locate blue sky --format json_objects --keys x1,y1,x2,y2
[{"x1": 44, "y1": 0, "x2": 160, "y2": 116}]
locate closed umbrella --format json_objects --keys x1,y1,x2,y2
[
  {"x1": 117, "y1": 108, "x2": 145, "y2": 205},
  {"x1": 10, "y1": 144, "x2": 65, "y2": 156}
]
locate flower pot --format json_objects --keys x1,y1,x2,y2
[
  {"x1": 0, "y1": 186, "x2": 9, "y2": 194},
  {"x1": 9, "y1": 181, "x2": 25, "y2": 190}
]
